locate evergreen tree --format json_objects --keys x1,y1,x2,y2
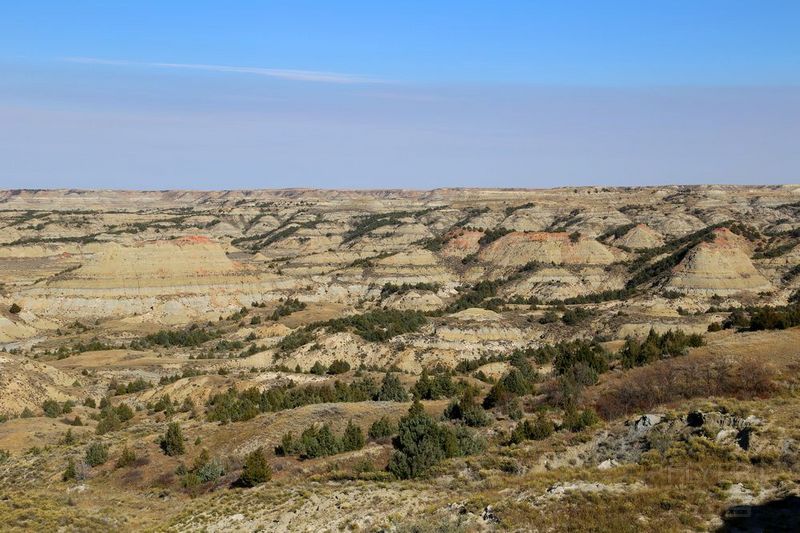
[
  {"x1": 388, "y1": 400, "x2": 446, "y2": 479},
  {"x1": 160, "y1": 422, "x2": 185, "y2": 456},
  {"x1": 375, "y1": 372, "x2": 408, "y2": 402},
  {"x1": 239, "y1": 447, "x2": 272, "y2": 487},
  {"x1": 85, "y1": 442, "x2": 108, "y2": 467},
  {"x1": 327, "y1": 359, "x2": 351, "y2": 374},
  {"x1": 340, "y1": 420, "x2": 365, "y2": 452},
  {"x1": 368, "y1": 416, "x2": 395, "y2": 439},
  {"x1": 62, "y1": 458, "x2": 77, "y2": 481}
]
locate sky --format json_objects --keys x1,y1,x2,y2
[{"x1": 1, "y1": 1, "x2": 799, "y2": 190}]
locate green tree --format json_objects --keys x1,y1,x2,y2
[
  {"x1": 62, "y1": 458, "x2": 77, "y2": 481},
  {"x1": 368, "y1": 416, "x2": 395, "y2": 439},
  {"x1": 310, "y1": 361, "x2": 327, "y2": 375},
  {"x1": 115, "y1": 403, "x2": 134, "y2": 422},
  {"x1": 388, "y1": 401, "x2": 446, "y2": 479},
  {"x1": 562, "y1": 408, "x2": 600, "y2": 432},
  {"x1": 375, "y1": 372, "x2": 408, "y2": 402},
  {"x1": 444, "y1": 390, "x2": 489, "y2": 427},
  {"x1": 387, "y1": 400, "x2": 483, "y2": 479},
  {"x1": 340, "y1": 420, "x2": 365, "y2": 452},
  {"x1": 509, "y1": 413, "x2": 554, "y2": 444},
  {"x1": 301, "y1": 424, "x2": 339, "y2": 459},
  {"x1": 85, "y1": 442, "x2": 108, "y2": 467},
  {"x1": 327, "y1": 359, "x2": 351, "y2": 374},
  {"x1": 160, "y1": 422, "x2": 186, "y2": 456},
  {"x1": 95, "y1": 409, "x2": 122, "y2": 435},
  {"x1": 239, "y1": 447, "x2": 272, "y2": 487}
]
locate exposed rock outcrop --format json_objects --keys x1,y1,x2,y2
[
  {"x1": 665, "y1": 228, "x2": 771, "y2": 295},
  {"x1": 479, "y1": 232, "x2": 621, "y2": 267}
]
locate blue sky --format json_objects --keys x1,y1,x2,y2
[{"x1": 1, "y1": 1, "x2": 799, "y2": 189}]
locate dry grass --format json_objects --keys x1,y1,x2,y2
[{"x1": 587, "y1": 328, "x2": 800, "y2": 419}]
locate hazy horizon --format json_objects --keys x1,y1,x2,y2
[{"x1": 2, "y1": 1, "x2": 799, "y2": 189}]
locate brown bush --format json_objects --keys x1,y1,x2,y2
[{"x1": 593, "y1": 356, "x2": 777, "y2": 419}]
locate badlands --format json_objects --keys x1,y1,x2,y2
[{"x1": 1, "y1": 186, "x2": 800, "y2": 531}]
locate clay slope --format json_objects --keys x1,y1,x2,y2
[
  {"x1": 0, "y1": 355, "x2": 76, "y2": 416},
  {"x1": 479, "y1": 232, "x2": 620, "y2": 267},
  {"x1": 16, "y1": 236, "x2": 297, "y2": 323},
  {"x1": 614, "y1": 224, "x2": 664, "y2": 249},
  {"x1": 47, "y1": 236, "x2": 250, "y2": 289},
  {"x1": 502, "y1": 266, "x2": 625, "y2": 301},
  {"x1": 665, "y1": 228, "x2": 771, "y2": 295},
  {"x1": 440, "y1": 229, "x2": 482, "y2": 258}
]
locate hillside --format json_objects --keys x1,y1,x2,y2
[{"x1": 1, "y1": 186, "x2": 799, "y2": 531}]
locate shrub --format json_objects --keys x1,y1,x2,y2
[
  {"x1": 62, "y1": 458, "x2": 78, "y2": 481},
  {"x1": 368, "y1": 416, "x2": 396, "y2": 439},
  {"x1": 748, "y1": 304, "x2": 800, "y2": 331},
  {"x1": 192, "y1": 448, "x2": 224, "y2": 482},
  {"x1": 115, "y1": 446, "x2": 137, "y2": 468},
  {"x1": 561, "y1": 307, "x2": 592, "y2": 325},
  {"x1": 96, "y1": 403, "x2": 135, "y2": 435},
  {"x1": 112, "y1": 378, "x2": 151, "y2": 395},
  {"x1": 380, "y1": 282, "x2": 440, "y2": 299},
  {"x1": 299, "y1": 424, "x2": 339, "y2": 459},
  {"x1": 619, "y1": 328, "x2": 703, "y2": 369},
  {"x1": 509, "y1": 413, "x2": 554, "y2": 444},
  {"x1": 447, "y1": 279, "x2": 505, "y2": 312},
  {"x1": 310, "y1": 361, "x2": 327, "y2": 375},
  {"x1": 723, "y1": 309, "x2": 750, "y2": 329},
  {"x1": 42, "y1": 399, "x2": 63, "y2": 418},
  {"x1": 539, "y1": 310, "x2": 559, "y2": 324},
  {"x1": 205, "y1": 376, "x2": 387, "y2": 423},
  {"x1": 160, "y1": 422, "x2": 185, "y2": 456},
  {"x1": 483, "y1": 364, "x2": 539, "y2": 410},
  {"x1": 9, "y1": 303, "x2": 21, "y2": 314},
  {"x1": 277, "y1": 329, "x2": 315, "y2": 353},
  {"x1": 313, "y1": 309, "x2": 427, "y2": 342},
  {"x1": 270, "y1": 298, "x2": 306, "y2": 320},
  {"x1": 562, "y1": 408, "x2": 600, "y2": 432},
  {"x1": 135, "y1": 326, "x2": 220, "y2": 348},
  {"x1": 277, "y1": 422, "x2": 365, "y2": 459},
  {"x1": 83, "y1": 397, "x2": 97, "y2": 408},
  {"x1": 342, "y1": 210, "x2": 429, "y2": 243},
  {"x1": 443, "y1": 390, "x2": 489, "y2": 427},
  {"x1": 594, "y1": 355, "x2": 776, "y2": 419},
  {"x1": 478, "y1": 227, "x2": 512, "y2": 245},
  {"x1": 550, "y1": 340, "x2": 609, "y2": 376},
  {"x1": 412, "y1": 369, "x2": 461, "y2": 400},
  {"x1": 115, "y1": 403, "x2": 134, "y2": 422},
  {"x1": 60, "y1": 429, "x2": 76, "y2": 445},
  {"x1": 85, "y1": 442, "x2": 108, "y2": 467},
  {"x1": 239, "y1": 447, "x2": 272, "y2": 487},
  {"x1": 327, "y1": 359, "x2": 351, "y2": 375}
]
